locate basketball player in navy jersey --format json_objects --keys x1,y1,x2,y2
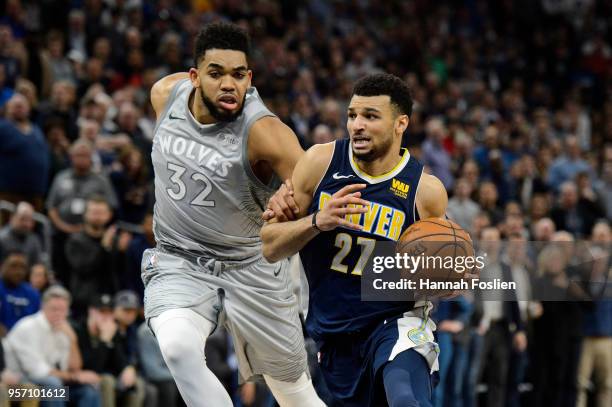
[{"x1": 262, "y1": 73, "x2": 448, "y2": 406}]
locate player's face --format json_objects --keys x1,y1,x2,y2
[
  {"x1": 190, "y1": 49, "x2": 252, "y2": 122},
  {"x1": 347, "y1": 95, "x2": 407, "y2": 162}
]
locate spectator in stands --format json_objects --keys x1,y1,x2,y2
[
  {"x1": 310, "y1": 124, "x2": 335, "y2": 145},
  {"x1": 473, "y1": 125, "x2": 501, "y2": 179},
  {"x1": 0, "y1": 93, "x2": 50, "y2": 211},
  {"x1": 478, "y1": 227, "x2": 525, "y2": 407},
  {"x1": 0, "y1": 251, "x2": 40, "y2": 335},
  {"x1": 0, "y1": 336, "x2": 21, "y2": 406},
  {"x1": 4, "y1": 286, "x2": 102, "y2": 407},
  {"x1": 113, "y1": 290, "x2": 147, "y2": 407},
  {"x1": 0, "y1": 64, "x2": 13, "y2": 108},
  {"x1": 550, "y1": 181, "x2": 599, "y2": 238},
  {"x1": 29, "y1": 263, "x2": 51, "y2": 294},
  {"x1": 47, "y1": 138, "x2": 118, "y2": 232},
  {"x1": 575, "y1": 171, "x2": 606, "y2": 220},
  {"x1": 44, "y1": 117, "x2": 71, "y2": 184},
  {"x1": 0, "y1": 202, "x2": 44, "y2": 266},
  {"x1": 37, "y1": 80, "x2": 79, "y2": 141},
  {"x1": 65, "y1": 197, "x2": 118, "y2": 317},
  {"x1": 547, "y1": 136, "x2": 594, "y2": 191},
  {"x1": 433, "y1": 297, "x2": 472, "y2": 407},
  {"x1": 460, "y1": 160, "x2": 480, "y2": 200},
  {"x1": 509, "y1": 154, "x2": 549, "y2": 209},
  {"x1": 422, "y1": 118, "x2": 454, "y2": 190},
  {"x1": 124, "y1": 214, "x2": 154, "y2": 300},
  {"x1": 110, "y1": 146, "x2": 151, "y2": 224},
  {"x1": 477, "y1": 181, "x2": 504, "y2": 225},
  {"x1": 532, "y1": 217, "x2": 556, "y2": 242},
  {"x1": 575, "y1": 221, "x2": 612, "y2": 407},
  {"x1": 531, "y1": 243, "x2": 579, "y2": 407},
  {"x1": 501, "y1": 234, "x2": 533, "y2": 407},
  {"x1": 75, "y1": 294, "x2": 140, "y2": 407},
  {"x1": 114, "y1": 102, "x2": 152, "y2": 170},
  {"x1": 594, "y1": 160, "x2": 612, "y2": 220},
  {"x1": 46, "y1": 138, "x2": 118, "y2": 283},
  {"x1": 447, "y1": 178, "x2": 480, "y2": 231}
]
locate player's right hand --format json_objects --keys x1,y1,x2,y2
[
  {"x1": 314, "y1": 184, "x2": 369, "y2": 231},
  {"x1": 263, "y1": 179, "x2": 300, "y2": 222}
]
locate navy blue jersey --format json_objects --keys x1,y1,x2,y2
[{"x1": 300, "y1": 138, "x2": 424, "y2": 341}]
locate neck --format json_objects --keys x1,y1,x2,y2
[
  {"x1": 11, "y1": 118, "x2": 30, "y2": 131},
  {"x1": 2, "y1": 277, "x2": 19, "y2": 288},
  {"x1": 73, "y1": 168, "x2": 90, "y2": 176},
  {"x1": 190, "y1": 89, "x2": 216, "y2": 124},
  {"x1": 85, "y1": 224, "x2": 105, "y2": 238}
]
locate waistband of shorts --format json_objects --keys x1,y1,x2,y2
[{"x1": 157, "y1": 243, "x2": 261, "y2": 275}]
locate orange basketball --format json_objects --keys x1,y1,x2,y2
[{"x1": 396, "y1": 218, "x2": 476, "y2": 298}]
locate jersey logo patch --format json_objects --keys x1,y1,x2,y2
[
  {"x1": 169, "y1": 112, "x2": 185, "y2": 120},
  {"x1": 390, "y1": 178, "x2": 409, "y2": 199},
  {"x1": 333, "y1": 172, "x2": 355, "y2": 180}
]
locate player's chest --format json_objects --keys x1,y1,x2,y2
[
  {"x1": 152, "y1": 129, "x2": 243, "y2": 181},
  {"x1": 314, "y1": 179, "x2": 415, "y2": 242}
]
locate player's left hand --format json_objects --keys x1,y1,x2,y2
[
  {"x1": 120, "y1": 366, "x2": 137, "y2": 388},
  {"x1": 263, "y1": 179, "x2": 300, "y2": 222}
]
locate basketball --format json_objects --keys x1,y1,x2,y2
[{"x1": 396, "y1": 218, "x2": 476, "y2": 298}]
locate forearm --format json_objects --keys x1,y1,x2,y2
[
  {"x1": 262, "y1": 215, "x2": 319, "y2": 263},
  {"x1": 49, "y1": 369, "x2": 72, "y2": 382},
  {"x1": 67, "y1": 339, "x2": 82, "y2": 371}
]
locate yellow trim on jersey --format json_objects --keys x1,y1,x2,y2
[{"x1": 349, "y1": 146, "x2": 411, "y2": 184}]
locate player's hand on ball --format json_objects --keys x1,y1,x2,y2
[
  {"x1": 315, "y1": 184, "x2": 369, "y2": 231},
  {"x1": 263, "y1": 179, "x2": 300, "y2": 222}
]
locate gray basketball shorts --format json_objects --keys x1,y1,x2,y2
[{"x1": 141, "y1": 247, "x2": 309, "y2": 383}]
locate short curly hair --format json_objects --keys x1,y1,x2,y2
[
  {"x1": 193, "y1": 22, "x2": 251, "y2": 67},
  {"x1": 352, "y1": 73, "x2": 413, "y2": 117}
]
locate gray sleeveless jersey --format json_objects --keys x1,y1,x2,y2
[{"x1": 151, "y1": 80, "x2": 277, "y2": 261}]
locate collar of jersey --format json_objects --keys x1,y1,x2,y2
[{"x1": 348, "y1": 144, "x2": 410, "y2": 184}]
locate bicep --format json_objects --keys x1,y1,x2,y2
[
  {"x1": 250, "y1": 117, "x2": 304, "y2": 183},
  {"x1": 150, "y1": 73, "x2": 189, "y2": 119}
]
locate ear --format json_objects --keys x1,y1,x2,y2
[
  {"x1": 189, "y1": 67, "x2": 200, "y2": 88},
  {"x1": 247, "y1": 70, "x2": 253, "y2": 87},
  {"x1": 395, "y1": 114, "x2": 409, "y2": 136}
]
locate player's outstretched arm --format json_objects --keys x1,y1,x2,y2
[
  {"x1": 150, "y1": 72, "x2": 190, "y2": 120},
  {"x1": 415, "y1": 173, "x2": 448, "y2": 219},
  {"x1": 261, "y1": 143, "x2": 369, "y2": 262}
]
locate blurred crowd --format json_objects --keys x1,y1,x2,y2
[{"x1": 0, "y1": 0, "x2": 610, "y2": 406}]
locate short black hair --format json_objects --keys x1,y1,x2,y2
[
  {"x1": 194, "y1": 22, "x2": 250, "y2": 67},
  {"x1": 352, "y1": 73, "x2": 413, "y2": 117}
]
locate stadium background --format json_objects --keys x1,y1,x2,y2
[{"x1": 0, "y1": 0, "x2": 610, "y2": 406}]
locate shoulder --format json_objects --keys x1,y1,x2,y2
[
  {"x1": 249, "y1": 116, "x2": 294, "y2": 142},
  {"x1": 416, "y1": 172, "x2": 448, "y2": 218},
  {"x1": 150, "y1": 73, "x2": 189, "y2": 117},
  {"x1": 294, "y1": 142, "x2": 335, "y2": 193},
  {"x1": 7, "y1": 313, "x2": 37, "y2": 334},
  {"x1": 302, "y1": 142, "x2": 335, "y2": 168},
  {"x1": 21, "y1": 283, "x2": 39, "y2": 300}
]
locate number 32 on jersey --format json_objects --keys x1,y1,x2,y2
[{"x1": 166, "y1": 162, "x2": 216, "y2": 207}]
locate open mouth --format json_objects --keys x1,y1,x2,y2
[
  {"x1": 352, "y1": 136, "x2": 371, "y2": 149},
  {"x1": 218, "y1": 94, "x2": 238, "y2": 110}
]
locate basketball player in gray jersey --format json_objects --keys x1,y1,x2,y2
[{"x1": 142, "y1": 23, "x2": 324, "y2": 406}]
